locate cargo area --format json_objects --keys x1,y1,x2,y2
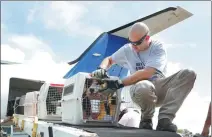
[{"x1": 6, "y1": 77, "x2": 45, "y2": 118}]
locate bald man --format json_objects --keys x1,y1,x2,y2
[{"x1": 91, "y1": 22, "x2": 196, "y2": 132}]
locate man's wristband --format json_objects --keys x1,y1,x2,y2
[
  {"x1": 97, "y1": 66, "x2": 105, "y2": 70},
  {"x1": 118, "y1": 80, "x2": 124, "y2": 88}
]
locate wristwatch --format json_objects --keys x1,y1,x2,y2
[
  {"x1": 97, "y1": 66, "x2": 104, "y2": 70},
  {"x1": 117, "y1": 79, "x2": 124, "y2": 88}
]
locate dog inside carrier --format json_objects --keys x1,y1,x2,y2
[
  {"x1": 62, "y1": 72, "x2": 122, "y2": 126},
  {"x1": 38, "y1": 83, "x2": 63, "y2": 121},
  {"x1": 82, "y1": 78, "x2": 118, "y2": 121}
]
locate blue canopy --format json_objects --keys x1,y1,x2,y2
[{"x1": 63, "y1": 33, "x2": 129, "y2": 79}]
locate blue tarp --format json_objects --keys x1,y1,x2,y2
[{"x1": 63, "y1": 33, "x2": 129, "y2": 79}]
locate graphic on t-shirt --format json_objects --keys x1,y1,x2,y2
[{"x1": 135, "y1": 62, "x2": 145, "y2": 71}]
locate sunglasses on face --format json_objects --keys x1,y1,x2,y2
[{"x1": 128, "y1": 34, "x2": 148, "y2": 46}]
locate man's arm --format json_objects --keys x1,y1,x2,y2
[
  {"x1": 99, "y1": 56, "x2": 115, "y2": 70},
  {"x1": 98, "y1": 45, "x2": 127, "y2": 70},
  {"x1": 92, "y1": 45, "x2": 126, "y2": 79},
  {"x1": 122, "y1": 67, "x2": 156, "y2": 86}
]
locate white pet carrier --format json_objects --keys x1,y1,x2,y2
[
  {"x1": 14, "y1": 97, "x2": 21, "y2": 114},
  {"x1": 24, "y1": 91, "x2": 39, "y2": 117},
  {"x1": 38, "y1": 83, "x2": 64, "y2": 121},
  {"x1": 61, "y1": 72, "x2": 123, "y2": 126},
  {"x1": 14, "y1": 95, "x2": 25, "y2": 115}
]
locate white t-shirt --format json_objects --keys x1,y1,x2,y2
[
  {"x1": 118, "y1": 108, "x2": 141, "y2": 128},
  {"x1": 111, "y1": 39, "x2": 167, "y2": 80}
]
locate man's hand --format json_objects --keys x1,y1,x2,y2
[
  {"x1": 91, "y1": 68, "x2": 109, "y2": 79},
  {"x1": 99, "y1": 79, "x2": 124, "y2": 92}
]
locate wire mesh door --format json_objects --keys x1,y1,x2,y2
[
  {"x1": 15, "y1": 95, "x2": 25, "y2": 115},
  {"x1": 14, "y1": 97, "x2": 20, "y2": 114},
  {"x1": 46, "y1": 86, "x2": 63, "y2": 116},
  {"x1": 82, "y1": 78, "x2": 117, "y2": 122}
]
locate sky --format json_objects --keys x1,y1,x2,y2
[{"x1": 1, "y1": 1, "x2": 211, "y2": 134}]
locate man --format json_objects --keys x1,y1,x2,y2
[
  {"x1": 201, "y1": 102, "x2": 211, "y2": 136},
  {"x1": 91, "y1": 22, "x2": 196, "y2": 132}
]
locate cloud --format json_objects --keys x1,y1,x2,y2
[
  {"x1": 27, "y1": 8, "x2": 36, "y2": 23},
  {"x1": 43, "y1": 2, "x2": 86, "y2": 30},
  {"x1": 1, "y1": 23, "x2": 6, "y2": 30},
  {"x1": 151, "y1": 34, "x2": 197, "y2": 49},
  {"x1": 7, "y1": 34, "x2": 55, "y2": 60},
  {"x1": 1, "y1": 36, "x2": 73, "y2": 118},
  {"x1": 1, "y1": 44, "x2": 25, "y2": 63},
  {"x1": 188, "y1": 1, "x2": 211, "y2": 18},
  {"x1": 173, "y1": 91, "x2": 210, "y2": 134},
  {"x1": 164, "y1": 43, "x2": 197, "y2": 49},
  {"x1": 28, "y1": 1, "x2": 103, "y2": 38},
  {"x1": 1, "y1": 23, "x2": 7, "y2": 36},
  {"x1": 166, "y1": 62, "x2": 182, "y2": 77}
]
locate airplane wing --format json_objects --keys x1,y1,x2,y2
[
  {"x1": 1, "y1": 60, "x2": 22, "y2": 65},
  {"x1": 67, "y1": 6, "x2": 193, "y2": 65}
]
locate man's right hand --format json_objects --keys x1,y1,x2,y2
[{"x1": 91, "y1": 67, "x2": 109, "y2": 79}]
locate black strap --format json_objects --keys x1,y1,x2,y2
[
  {"x1": 133, "y1": 110, "x2": 140, "y2": 114},
  {"x1": 97, "y1": 66, "x2": 105, "y2": 70},
  {"x1": 118, "y1": 108, "x2": 139, "y2": 121},
  {"x1": 48, "y1": 126, "x2": 53, "y2": 137},
  {"x1": 118, "y1": 108, "x2": 128, "y2": 121}
]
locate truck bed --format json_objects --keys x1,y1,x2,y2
[
  {"x1": 80, "y1": 127, "x2": 181, "y2": 137},
  {"x1": 12, "y1": 115, "x2": 181, "y2": 137},
  {"x1": 58, "y1": 123, "x2": 181, "y2": 137}
]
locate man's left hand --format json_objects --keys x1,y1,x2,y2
[{"x1": 99, "y1": 79, "x2": 124, "y2": 92}]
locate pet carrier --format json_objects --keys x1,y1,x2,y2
[
  {"x1": 38, "y1": 83, "x2": 64, "y2": 121},
  {"x1": 13, "y1": 97, "x2": 20, "y2": 114},
  {"x1": 61, "y1": 72, "x2": 123, "y2": 126},
  {"x1": 14, "y1": 95, "x2": 25, "y2": 115},
  {"x1": 24, "y1": 91, "x2": 39, "y2": 117}
]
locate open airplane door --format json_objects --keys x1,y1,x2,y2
[
  {"x1": 64, "y1": 6, "x2": 193, "y2": 79},
  {"x1": 4, "y1": 78, "x2": 44, "y2": 118}
]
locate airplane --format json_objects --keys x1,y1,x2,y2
[
  {"x1": 63, "y1": 6, "x2": 193, "y2": 79},
  {"x1": 3, "y1": 6, "x2": 193, "y2": 125}
]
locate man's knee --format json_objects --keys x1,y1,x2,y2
[
  {"x1": 132, "y1": 80, "x2": 156, "y2": 100},
  {"x1": 179, "y1": 69, "x2": 197, "y2": 82}
]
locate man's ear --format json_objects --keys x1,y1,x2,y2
[{"x1": 145, "y1": 35, "x2": 150, "y2": 40}]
